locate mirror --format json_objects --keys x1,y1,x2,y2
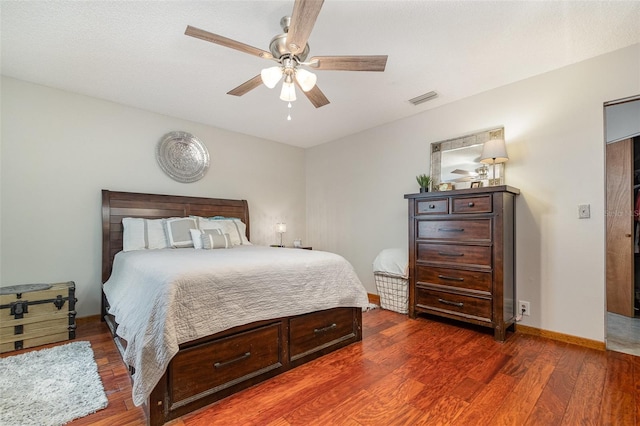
[{"x1": 430, "y1": 127, "x2": 504, "y2": 190}]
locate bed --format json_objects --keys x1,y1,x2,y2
[{"x1": 101, "y1": 190, "x2": 368, "y2": 426}]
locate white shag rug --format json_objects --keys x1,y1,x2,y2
[{"x1": 0, "y1": 341, "x2": 108, "y2": 426}]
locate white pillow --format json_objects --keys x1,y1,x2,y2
[
  {"x1": 122, "y1": 218, "x2": 169, "y2": 251},
  {"x1": 197, "y1": 217, "x2": 251, "y2": 246},
  {"x1": 373, "y1": 248, "x2": 409, "y2": 278},
  {"x1": 165, "y1": 217, "x2": 197, "y2": 248},
  {"x1": 190, "y1": 229, "x2": 204, "y2": 249}
]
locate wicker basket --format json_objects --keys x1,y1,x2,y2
[{"x1": 374, "y1": 272, "x2": 408, "y2": 314}]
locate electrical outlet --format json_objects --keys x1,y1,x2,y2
[
  {"x1": 519, "y1": 300, "x2": 530, "y2": 316},
  {"x1": 578, "y1": 204, "x2": 591, "y2": 219}
]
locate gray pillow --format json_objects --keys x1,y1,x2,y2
[
  {"x1": 201, "y1": 229, "x2": 232, "y2": 249},
  {"x1": 165, "y1": 217, "x2": 197, "y2": 248}
]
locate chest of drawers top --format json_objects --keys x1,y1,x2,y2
[{"x1": 404, "y1": 185, "x2": 520, "y2": 216}]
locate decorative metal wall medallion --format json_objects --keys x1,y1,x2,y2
[{"x1": 156, "y1": 131, "x2": 210, "y2": 183}]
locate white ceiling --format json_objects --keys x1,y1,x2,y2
[{"x1": 2, "y1": 1, "x2": 639, "y2": 148}]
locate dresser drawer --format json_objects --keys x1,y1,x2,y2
[
  {"x1": 170, "y1": 322, "x2": 283, "y2": 403},
  {"x1": 416, "y1": 198, "x2": 449, "y2": 215},
  {"x1": 415, "y1": 287, "x2": 492, "y2": 322},
  {"x1": 417, "y1": 243, "x2": 491, "y2": 267},
  {"x1": 416, "y1": 266, "x2": 492, "y2": 293},
  {"x1": 452, "y1": 195, "x2": 492, "y2": 214},
  {"x1": 417, "y1": 219, "x2": 491, "y2": 241},
  {"x1": 290, "y1": 308, "x2": 357, "y2": 361}
]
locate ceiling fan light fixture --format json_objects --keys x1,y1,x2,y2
[
  {"x1": 185, "y1": 2, "x2": 387, "y2": 110},
  {"x1": 280, "y1": 81, "x2": 297, "y2": 102},
  {"x1": 295, "y1": 68, "x2": 317, "y2": 92},
  {"x1": 261, "y1": 66, "x2": 283, "y2": 89}
]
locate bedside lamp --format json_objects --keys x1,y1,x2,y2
[
  {"x1": 480, "y1": 138, "x2": 509, "y2": 186},
  {"x1": 276, "y1": 223, "x2": 286, "y2": 247}
]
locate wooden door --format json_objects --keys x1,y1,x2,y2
[{"x1": 606, "y1": 138, "x2": 635, "y2": 317}]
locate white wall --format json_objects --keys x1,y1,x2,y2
[
  {"x1": 3, "y1": 43, "x2": 639, "y2": 341},
  {"x1": 0, "y1": 77, "x2": 306, "y2": 318},
  {"x1": 306, "y1": 43, "x2": 640, "y2": 342}
]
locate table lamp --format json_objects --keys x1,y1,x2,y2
[
  {"x1": 276, "y1": 223, "x2": 286, "y2": 247},
  {"x1": 480, "y1": 138, "x2": 509, "y2": 186}
]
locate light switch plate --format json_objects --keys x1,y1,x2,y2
[{"x1": 578, "y1": 204, "x2": 591, "y2": 219}]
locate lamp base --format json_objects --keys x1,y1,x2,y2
[{"x1": 487, "y1": 162, "x2": 504, "y2": 186}]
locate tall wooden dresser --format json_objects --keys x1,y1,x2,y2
[{"x1": 404, "y1": 186, "x2": 519, "y2": 341}]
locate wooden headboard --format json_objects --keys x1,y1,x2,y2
[{"x1": 101, "y1": 190, "x2": 249, "y2": 283}]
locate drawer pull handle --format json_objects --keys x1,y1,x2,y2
[
  {"x1": 438, "y1": 228, "x2": 464, "y2": 232},
  {"x1": 468, "y1": 202, "x2": 475, "y2": 207},
  {"x1": 428, "y1": 204, "x2": 436, "y2": 209},
  {"x1": 214, "y1": 351, "x2": 251, "y2": 369},
  {"x1": 314, "y1": 323, "x2": 337, "y2": 334},
  {"x1": 438, "y1": 274, "x2": 464, "y2": 282},
  {"x1": 437, "y1": 252, "x2": 464, "y2": 257},
  {"x1": 438, "y1": 298, "x2": 464, "y2": 308}
]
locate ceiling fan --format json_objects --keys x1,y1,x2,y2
[
  {"x1": 184, "y1": 0, "x2": 388, "y2": 112},
  {"x1": 448, "y1": 166, "x2": 489, "y2": 182}
]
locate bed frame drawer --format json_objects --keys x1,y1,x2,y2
[
  {"x1": 146, "y1": 307, "x2": 362, "y2": 425},
  {"x1": 169, "y1": 322, "x2": 283, "y2": 405},
  {"x1": 290, "y1": 308, "x2": 358, "y2": 363}
]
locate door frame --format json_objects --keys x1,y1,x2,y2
[{"x1": 603, "y1": 94, "x2": 640, "y2": 344}]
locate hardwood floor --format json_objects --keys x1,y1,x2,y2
[{"x1": 8, "y1": 308, "x2": 639, "y2": 425}]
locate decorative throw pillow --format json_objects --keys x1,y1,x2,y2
[
  {"x1": 197, "y1": 217, "x2": 250, "y2": 246},
  {"x1": 201, "y1": 229, "x2": 231, "y2": 249},
  {"x1": 165, "y1": 217, "x2": 197, "y2": 248},
  {"x1": 189, "y1": 229, "x2": 204, "y2": 249}
]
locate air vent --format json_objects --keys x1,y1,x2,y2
[{"x1": 409, "y1": 91, "x2": 438, "y2": 106}]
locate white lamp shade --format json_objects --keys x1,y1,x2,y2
[
  {"x1": 261, "y1": 66, "x2": 283, "y2": 89},
  {"x1": 295, "y1": 68, "x2": 317, "y2": 92},
  {"x1": 279, "y1": 82, "x2": 297, "y2": 102},
  {"x1": 276, "y1": 223, "x2": 287, "y2": 233},
  {"x1": 480, "y1": 138, "x2": 509, "y2": 164}
]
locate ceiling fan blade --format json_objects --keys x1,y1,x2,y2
[
  {"x1": 286, "y1": 0, "x2": 324, "y2": 55},
  {"x1": 185, "y1": 25, "x2": 273, "y2": 60},
  {"x1": 296, "y1": 82, "x2": 330, "y2": 108},
  {"x1": 451, "y1": 169, "x2": 476, "y2": 176},
  {"x1": 308, "y1": 55, "x2": 388, "y2": 72},
  {"x1": 227, "y1": 75, "x2": 264, "y2": 96}
]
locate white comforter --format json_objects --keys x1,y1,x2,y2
[{"x1": 103, "y1": 245, "x2": 369, "y2": 406}]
